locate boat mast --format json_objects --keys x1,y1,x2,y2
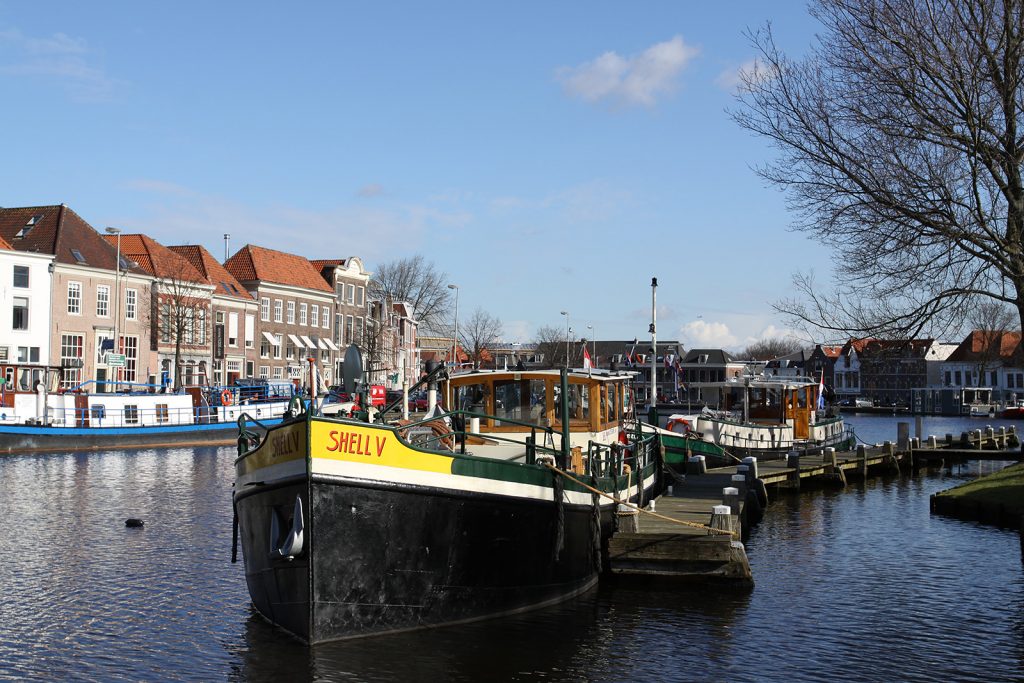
[{"x1": 649, "y1": 277, "x2": 657, "y2": 424}]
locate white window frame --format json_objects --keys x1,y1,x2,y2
[
  {"x1": 322, "y1": 307, "x2": 330, "y2": 329},
  {"x1": 287, "y1": 301, "x2": 295, "y2": 324},
  {"x1": 67, "y1": 281, "x2": 82, "y2": 315},
  {"x1": 125, "y1": 288, "x2": 137, "y2": 320},
  {"x1": 261, "y1": 297, "x2": 270, "y2": 321},
  {"x1": 311, "y1": 304, "x2": 319, "y2": 328},
  {"x1": 96, "y1": 285, "x2": 110, "y2": 317},
  {"x1": 274, "y1": 300, "x2": 283, "y2": 323},
  {"x1": 299, "y1": 303, "x2": 308, "y2": 326}
]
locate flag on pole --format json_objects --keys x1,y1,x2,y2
[
  {"x1": 818, "y1": 369, "x2": 826, "y2": 410},
  {"x1": 583, "y1": 345, "x2": 592, "y2": 370}
]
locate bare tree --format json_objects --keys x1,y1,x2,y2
[
  {"x1": 156, "y1": 273, "x2": 211, "y2": 390},
  {"x1": 534, "y1": 325, "x2": 566, "y2": 369},
  {"x1": 368, "y1": 255, "x2": 451, "y2": 335},
  {"x1": 733, "y1": 0, "x2": 1024, "y2": 340},
  {"x1": 740, "y1": 337, "x2": 805, "y2": 361},
  {"x1": 460, "y1": 308, "x2": 503, "y2": 368},
  {"x1": 967, "y1": 300, "x2": 1019, "y2": 387}
]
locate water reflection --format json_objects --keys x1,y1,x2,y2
[{"x1": 0, "y1": 421, "x2": 1022, "y2": 681}]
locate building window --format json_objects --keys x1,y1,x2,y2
[
  {"x1": 273, "y1": 335, "x2": 282, "y2": 359},
  {"x1": 260, "y1": 297, "x2": 270, "y2": 321},
  {"x1": 260, "y1": 339, "x2": 270, "y2": 358},
  {"x1": 346, "y1": 316, "x2": 354, "y2": 344},
  {"x1": 60, "y1": 334, "x2": 84, "y2": 389},
  {"x1": 67, "y1": 282, "x2": 82, "y2": 315},
  {"x1": 273, "y1": 366, "x2": 283, "y2": 379},
  {"x1": 299, "y1": 303, "x2": 308, "y2": 326},
  {"x1": 274, "y1": 300, "x2": 283, "y2": 323},
  {"x1": 12, "y1": 296, "x2": 28, "y2": 330},
  {"x1": 96, "y1": 285, "x2": 110, "y2": 317},
  {"x1": 347, "y1": 284, "x2": 355, "y2": 304},
  {"x1": 13, "y1": 265, "x2": 28, "y2": 288},
  {"x1": 198, "y1": 309, "x2": 207, "y2": 343},
  {"x1": 160, "y1": 303, "x2": 171, "y2": 343},
  {"x1": 246, "y1": 360, "x2": 254, "y2": 377},
  {"x1": 125, "y1": 289, "x2": 137, "y2": 320},
  {"x1": 259, "y1": 365, "x2": 269, "y2": 379},
  {"x1": 954, "y1": 370, "x2": 962, "y2": 385},
  {"x1": 228, "y1": 312, "x2": 238, "y2": 347},
  {"x1": 286, "y1": 343, "x2": 295, "y2": 360},
  {"x1": 356, "y1": 286, "x2": 364, "y2": 307},
  {"x1": 287, "y1": 301, "x2": 295, "y2": 324},
  {"x1": 122, "y1": 335, "x2": 138, "y2": 382},
  {"x1": 311, "y1": 304, "x2": 319, "y2": 328},
  {"x1": 322, "y1": 307, "x2": 330, "y2": 329}
]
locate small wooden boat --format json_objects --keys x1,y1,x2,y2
[{"x1": 232, "y1": 364, "x2": 663, "y2": 644}]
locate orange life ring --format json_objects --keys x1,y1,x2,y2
[
  {"x1": 221, "y1": 389, "x2": 233, "y2": 406},
  {"x1": 666, "y1": 418, "x2": 691, "y2": 434}
]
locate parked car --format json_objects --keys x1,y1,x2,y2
[{"x1": 409, "y1": 392, "x2": 429, "y2": 412}]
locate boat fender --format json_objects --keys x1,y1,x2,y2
[
  {"x1": 269, "y1": 496, "x2": 304, "y2": 560},
  {"x1": 221, "y1": 389, "x2": 233, "y2": 406}
]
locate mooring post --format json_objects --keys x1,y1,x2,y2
[
  {"x1": 928, "y1": 435, "x2": 937, "y2": 449},
  {"x1": 742, "y1": 456, "x2": 758, "y2": 480},
  {"x1": 946, "y1": 433, "x2": 954, "y2": 447},
  {"x1": 786, "y1": 449, "x2": 800, "y2": 489},
  {"x1": 985, "y1": 426, "x2": 994, "y2": 449},
  {"x1": 723, "y1": 486, "x2": 740, "y2": 516},
  {"x1": 884, "y1": 441, "x2": 899, "y2": 472},
  {"x1": 686, "y1": 454, "x2": 706, "y2": 475},
  {"x1": 915, "y1": 416, "x2": 923, "y2": 440},
  {"x1": 897, "y1": 422, "x2": 910, "y2": 452},
  {"x1": 825, "y1": 446, "x2": 837, "y2": 469},
  {"x1": 709, "y1": 504, "x2": 737, "y2": 536},
  {"x1": 973, "y1": 429, "x2": 983, "y2": 449},
  {"x1": 857, "y1": 444, "x2": 867, "y2": 478},
  {"x1": 999, "y1": 426, "x2": 1007, "y2": 448},
  {"x1": 731, "y1": 474, "x2": 748, "y2": 498}
]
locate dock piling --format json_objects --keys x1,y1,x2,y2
[
  {"x1": 687, "y1": 455, "x2": 707, "y2": 475},
  {"x1": 857, "y1": 444, "x2": 867, "y2": 478},
  {"x1": 709, "y1": 504, "x2": 737, "y2": 536},
  {"x1": 723, "y1": 486, "x2": 740, "y2": 515}
]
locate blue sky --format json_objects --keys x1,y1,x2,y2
[{"x1": 0, "y1": 1, "x2": 831, "y2": 351}]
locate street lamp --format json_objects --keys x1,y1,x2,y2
[
  {"x1": 105, "y1": 227, "x2": 121, "y2": 391},
  {"x1": 448, "y1": 284, "x2": 459, "y2": 370},
  {"x1": 587, "y1": 323, "x2": 596, "y2": 367},
  {"x1": 560, "y1": 310, "x2": 570, "y2": 369}
]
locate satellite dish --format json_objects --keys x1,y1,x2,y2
[{"x1": 342, "y1": 344, "x2": 363, "y2": 394}]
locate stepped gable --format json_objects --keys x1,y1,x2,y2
[
  {"x1": 0, "y1": 204, "x2": 126, "y2": 270},
  {"x1": 947, "y1": 330, "x2": 1023, "y2": 362},
  {"x1": 225, "y1": 244, "x2": 332, "y2": 292},
  {"x1": 169, "y1": 244, "x2": 253, "y2": 300},
  {"x1": 103, "y1": 233, "x2": 206, "y2": 282}
]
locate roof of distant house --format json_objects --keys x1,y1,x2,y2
[
  {"x1": 0, "y1": 235, "x2": 12, "y2": 250},
  {"x1": 169, "y1": 244, "x2": 253, "y2": 300},
  {"x1": 102, "y1": 233, "x2": 206, "y2": 283},
  {"x1": 946, "y1": 330, "x2": 1023, "y2": 362},
  {"x1": 224, "y1": 244, "x2": 333, "y2": 293},
  {"x1": 0, "y1": 204, "x2": 134, "y2": 272}
]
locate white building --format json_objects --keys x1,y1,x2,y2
[{"x1": 0, "y1": 235, "x2": 54, "y2": 370}]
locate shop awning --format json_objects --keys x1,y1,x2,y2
[
  {"x1": 287, "y1": 334, "x2": 305, "y2": 348},
  {"x1": 300, "y1": 335, "x2": 316, "y2": 349},
  {"x1": 322, "y1": 338, "x2": 340, "y2": 351},
  {"x1": 262, "y1": 331, "x2": 279, "y2": 345}
]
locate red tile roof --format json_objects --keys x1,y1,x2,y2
[
  {"x1": 0, "y1": 205, "x2": 130, "y2": 271},
  {"x1": 169, "y1": 244, "x2": 253, "y2": 300},
  {"x1": 947, "y1": 330, "x2": 1022, "y2": 362},
  {"x1": 103, "y1": 233, "x2": 206, "y2": 283},
  {"x1": 224, "y1": 245, "x2": 332, "y2": 292},
  {"x1": 0, "y1": 235, "x2": 12, "y2": 250}
]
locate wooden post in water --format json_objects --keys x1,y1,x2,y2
[
  {"x1": 786, "y1": 450, "x2": 800, "y2": 490},
  {"x1": 742, "y1": 456, "x2": 758, "y2": 480},
  {"x1": 687, "y1": 454, "x2": 706, "y2": 475},
  {"x1": 857, "y1": 444, "x2": 867, "y2": 478},
  {"x1": 723, "y1": 487, "x2": 740, "y2": 516},
  {"x1": 731, "y1": 474, "x2": 748, "y2": 498},
  {"x1": 709, "y1": 504, "x2": 737, "y2": 536}
]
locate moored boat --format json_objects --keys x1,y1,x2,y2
[
  {"x1": 0, "y1": 362, "x2": 297, "y2": 454},
  {"x1": 649, "y1": 374, "x2": 855, "y2": 468},
  {"x1": 232, "y1": 366, "x2": 663, "y2": 644}
]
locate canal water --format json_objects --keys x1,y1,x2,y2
[{"x1": 1, "y1": 415, "x2": 1022, "y2": 681}]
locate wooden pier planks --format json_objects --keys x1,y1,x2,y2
[{"x1": 607, "y1": 426, "x2": 1021, "y2": 584}]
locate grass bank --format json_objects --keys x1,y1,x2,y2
[{"x1": 931, "y1": 462, "x2": 1024, "y2": 526}]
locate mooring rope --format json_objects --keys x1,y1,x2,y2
[{"x1": 542, "y1": 463, "x2": 737, "y2": 537}]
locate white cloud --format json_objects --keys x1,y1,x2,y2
[
  {"x1": 716, "y1": 57, "x2": 773, "y2": 93},
  {"x1": 557, "y1": 35, "x2": 698, "y2": 107},
  {"x1": 680, "y1": 319, "x2": 738, "y2": 348},
  {"x1": 356, "y1": 183, "x2": 384, "y2": 198},
  {"x1": 0, "y1": 28, "x2": 120, "y2": 101}
]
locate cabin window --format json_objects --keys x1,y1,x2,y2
[
  {"x1": 556, "y1": 383, "x2": 589, "y2": 425},
  {"x1": 91, "y1": 405, "x2": 106, "y2": 420},
  {"x1": 455, "y1": 382, "x2": 490, "y2": 415},
  {"x1": 607, "y1": 384, "x2": 618, "y2": 422},
  {"x1": 156, "y1": 404, "x2": 169, "y2": 423},
  {"x1": 124, "y1": 404, "x2": 139, "y2": 425},
  {"x1": 492, "y1": 379, "x2": 547, "y2": 426}
]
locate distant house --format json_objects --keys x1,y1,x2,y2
[
  {"x1": 942, "y1": 330, "x2": 1023, "y2": 402},
  {"x1": 677, "y1": 348, "x2": 743, "y2": 405},
  {"x1": 0, "y1": 205, "x2": 155, "y2": 391},
  {"x1": 847, "y1": 338, "x2": 933, "y2": 405},
  {"x1": 0, "y1": 233, "x2": 53, "y2": 379}
]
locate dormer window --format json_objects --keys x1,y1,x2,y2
[
  {"x1": 70, "y1": 249, "x2": 86, "y2": 264},
  {"x1": 15, "y1": 214, "x2": 43, "y2": 238},
  {"x1": 699, "y1": 354, "x2": 709, "y2": 364}
]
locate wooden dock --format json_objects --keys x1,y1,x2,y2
[{"x1": 608, "y1": 424, "x2": 1022, "y2": 586}]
